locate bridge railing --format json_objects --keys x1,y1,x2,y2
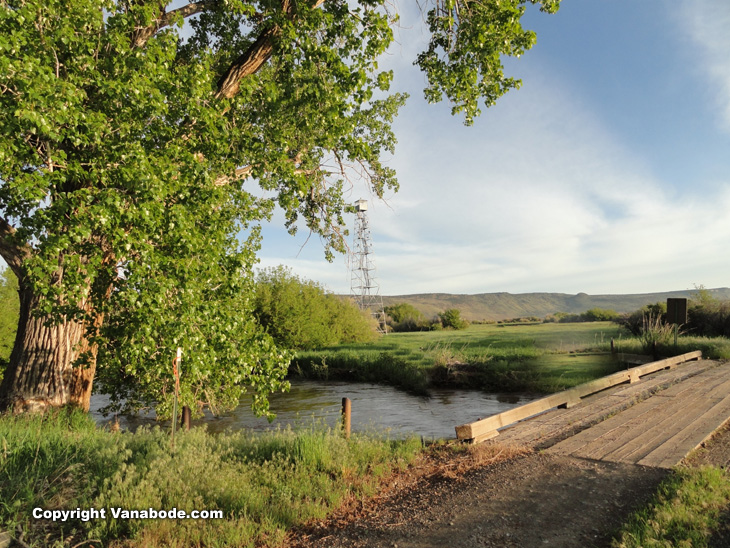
[{"x1": 455, "y1": 350, "x2": 703, "y2": 444}]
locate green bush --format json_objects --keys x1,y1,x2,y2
[
  {"x1": 617, "y1": 298, "x2": 730, "y2": 339},
  {"x1": 438, "y1": 308, "x2": 469, "y2": 330},
  {"x1": 254, "y1": 266, "x2": 377, "y2": 350},
  {"x1": 581, "y1": 308, "x2": 619, "y2": 322},
  {"x1": 615, "y1": 302, "x2": 667, "y2": 336},
  {"x1": 687, "y1": 300, "x2": 730, "y2": 337},
  {"x1": 384, "y1": 302, "x2": 431, "y2": 332},
  {"x1": 0, "y1": 268, "x2": 19, "y2": 382}
]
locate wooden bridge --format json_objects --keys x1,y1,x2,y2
[{"x1": 455, "y1": 352, "x2": 730, "y2": 469}]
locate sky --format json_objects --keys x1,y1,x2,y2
[{"x1": 256, "y1": 0, "x2": 730, "y2": 297}]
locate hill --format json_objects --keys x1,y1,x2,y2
[{"x1": 380, "y1": 288, "x2": 730, "y2": 322}]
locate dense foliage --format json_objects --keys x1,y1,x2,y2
[
  {"x1": 0, "y1": 268, "x2": 18, "y2": 377},
  {"x1": 438, "y1": 308, "x2": 470, "y2": 330},
  {"x1": 384, "y1": 303, "x2": 470, "y2": 331},
  {"x1": 385, "y1": 302, "x2": 430, "y2": 332},
  {"x1": 0, "y1": 0, "x2": 560, "y2": 414},
  {"x1": 545, "y1": 308, "x2": 620, "y2": 323},
  {"x1": 254, "y1": 266, "x2": 377, "y2": 350},
  {"x1": 0, "y1": 408, "x2": 422, "y2": 547},
  {"x1": 616, "y1": 296, "x2": 730, "y2": 339}
]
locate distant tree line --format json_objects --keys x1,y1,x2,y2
[
  {"x1": 544, "y1": 308, "x2": 621, "y2": 324},
  {"x1": 384, "y1": 303, "x2": 469, "y2": 332}
]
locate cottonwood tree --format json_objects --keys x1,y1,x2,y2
[{"x1": 0, "y1": 0, "x2": 559, "y2": 415}]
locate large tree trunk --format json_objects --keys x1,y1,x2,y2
[{"x1": 0, "y1": 284, "x2": 99, "y2": 413}]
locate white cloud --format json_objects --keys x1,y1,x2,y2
[
  {"x1": 678, "y1": 0, "x2": 730, "y2": 131},
  {"x1": 257, "y1": 2, "x2": 730, "y2": 297}
]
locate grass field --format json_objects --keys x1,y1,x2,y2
[
  {"x1": 0, "y1": 409, "x2": 423, "y2": 548},
  {"x1": 293, "y1": 322, "x2": 624, "y2": 394},
  {"x1": 292, "y1": 322, "x2": 730, "y2": 395}
]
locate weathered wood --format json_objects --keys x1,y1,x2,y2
[
  {"x1": 455, "y1": 351, "x2": 703, "y2": 441},
  {"x1": 342, "y1": 397, "x2": 351, "y2": 439},
  {"x1": 639, "y1": 396, "x2": 730, "y2": 468},
  {"x1": 500, "y1": 359, "x2": 716, "y2": 449},
  {"x1": 542, "y1": 362, "x2": 730, "y2": 469}
]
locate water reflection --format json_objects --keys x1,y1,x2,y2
[{"x1": 90, "y1": 380, "x2": 537, "y2": 440}]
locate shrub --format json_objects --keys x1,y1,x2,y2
[
  {"x1": 686, "y1": 300, "x2": 730, "y2": 337},
  {"x1": 615, "y1": 302, "x2": 667, "y2": 336},
  {"x1": 581, "y1": 308, "x2": 619, "y2": 322},
  {"x1": 254, "y1": 266, "x2": 377, "y2": 350},
  {"x1": 384, "y1": 303, "x2": 431, "y2": 332},
  {"x1": 438, "y1": 308, "x2": 469, "y2": 330}
]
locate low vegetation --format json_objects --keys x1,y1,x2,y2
[
  {"x1": 294, "y1": 322, "x2": 631, "y2": 394},
  {"x1": 0, "y1": 408, "x2": 422, "y2": 548},
  {"x1": 612, "y1": 467, "x2": 730, "y2": 547},
  {"x1": 254, "y1": 266, "x2": 378, "y2": 350},
  {"x1": 384, "y1": 303, "x2": 469, "y2": 332},
  {"x1": 0, "y1": 268, "x2": 18, "y2": 381}
]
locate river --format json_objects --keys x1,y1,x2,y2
[{"x1": 90, "y1": 380, "x2": 537, "y2": 440}]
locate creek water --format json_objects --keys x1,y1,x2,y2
[{"x1": 90, "y1": 380, "x2": 538, "y2": 440}]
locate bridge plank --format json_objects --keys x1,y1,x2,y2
[
  {"x1": 639, "y1": 393, "x2": 730, "y2": 468},
  {"x1": 594, "y1": 389, "x2": 714, "y2": 462},
  {"x1": 543, "y1": 361, "x2": 730, "y2": 469},
  {"x1": 546, "y1": 395, "x2": 667, "y2": 457},
  {"x1": 456, "y1": 351, "x2": 703, "y2": 441},
  {"x1": 502, "y1": 359, "x2": 715, "y2": 449}
]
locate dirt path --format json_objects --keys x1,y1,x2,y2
[{"x1": 290, "y1": 423, "x2": 730, "y2": 548}]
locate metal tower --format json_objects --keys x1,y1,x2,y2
[{"x1": 350, "y1": 199, "x2": 386, "y2": 333}]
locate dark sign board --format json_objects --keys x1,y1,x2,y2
[{"x1": 667, "y1": 298, "x2": 688, "y2": 325}]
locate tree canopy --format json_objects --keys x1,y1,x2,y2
[
  {"x1": 254, "y1": 266, "x2": 376, "y2": 350},
  {"x1": 0, "y1": 0, "x2": 559, "y2": 416}
]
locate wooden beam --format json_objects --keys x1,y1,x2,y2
[{"x1": 455, "y1": 351, "x2": 703, "y2": 442}]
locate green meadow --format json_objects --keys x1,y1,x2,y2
[{"x1": 293, "y1": 321, "x2": 730, "y2": 394}]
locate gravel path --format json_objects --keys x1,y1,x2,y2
[{"x1": 290, "y1": 422, "x2": 730, "y2": 548}]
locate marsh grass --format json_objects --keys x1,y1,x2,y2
[
  {"x1": 295, "y1": 322, "x2": 730, "y2": 395},
  {"x1": 0, "y1": 408, "x2": 422, "y2": 547},
  {"x1": 612, "y1": 467, "x2": 730, "y2": 548},
  {"x1": 599, "y1": 335, "x2": 730, "y2": 361},
  {"x1": 294, "y1": 322, "x2": 630, "y2": 394}
]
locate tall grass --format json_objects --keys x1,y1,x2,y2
[
  {"x1": 612, "y1": 467, "x2": 730, "y2": 548},
  {"x1": 293, "y1": 322, "x2": 730, "y2": 395},
  {"x1": 599, "y1": 335, "x2": 730, "y2": 361},
  {"x1": 0, "y1": 408, "x2": 422, "y2": 547},
  {"x1": 294, "y1": 322, "x2": 633, "y2": 394}
]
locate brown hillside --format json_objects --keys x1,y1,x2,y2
[{"x1": 380, "y1": 288, "x2": 730, "y2": 322}]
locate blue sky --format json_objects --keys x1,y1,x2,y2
[{"x1": 257, "y1": 0, "x2": 730, "y2": 296}]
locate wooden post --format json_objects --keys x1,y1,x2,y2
[
  {"x1": 171, "y1": 348, "x2": 181, "y2": 447},
  {"x1": 181, "y1": 406, "x2": 191, "y2": 431},
  {"x1": 342, "y1": 397, "x2": 351, "y2": 439},
  {"x1": 610, "y1": 338, "x2": 615, "y2": 354}
]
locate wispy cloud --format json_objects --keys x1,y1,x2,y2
[
  {"x1": 678, "y1": 0, "x2": 730, "y2": 131},
  {"x1": 258, "y1": 3, "x2": 730, "y2": 297}
]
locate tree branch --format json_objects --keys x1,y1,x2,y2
[
  {"x1": 215, "y1": 0, "x2": 325, "y2": 99},
  {"x1": 131, "y1": 1, "x2": 217, "y2": 49},
  {"x1": 0, "y1": 217, "x2": 31, "y2": 279},
  {"x1": 215, "y1": 25, "x2": 279, "y2": 99},
  {"x1": 213, "y1": 165, "x2": 254, "y2": 187}
]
